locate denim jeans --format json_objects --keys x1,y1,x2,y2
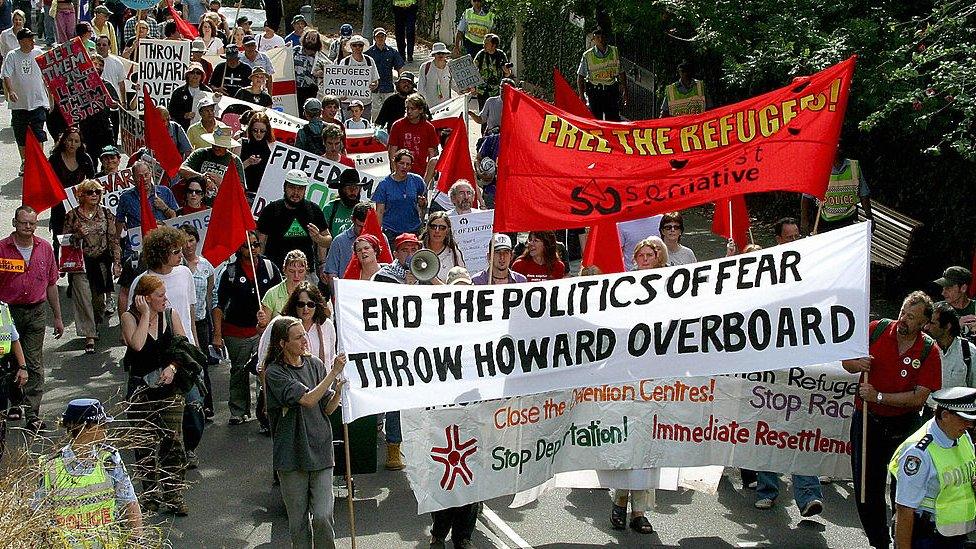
[
  {"x1": 756, "y1": 472, "x2": 822, "y2": 508},
  {"x1": 385, "y1": 411, "x2": 402, "y2": 443}
]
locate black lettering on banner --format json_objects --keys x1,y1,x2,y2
[
  {"x1": 776, "y1": 307, "x2": 798, "y2": 347},
  {"x1": 724, "y1": 312, "x2": 746, "y2": 351},
  {"x1": 737, "y1": 256, "x2": 757, "y2": 289},
  {"x1": 831, "y1": 305, "x2": 855, "y2": 342},
  {"x1": 666, "y1": 269, "x2": 691, "y2": 298},
  {"x1": 678, "y1": 318, "x2": 700, "y2": 353},
  {"x1": 748, "y1": 309, "x2": 772, "y2": 350},
  {"x1": 801, "y1": 307, "x2": 826, "y2": 345},
  {"x1": 553, "y1": 333, "x2": 572, "y2": 366},
  {"x1": 701, "y1": 315, "x2": 724, "y2": 352},
  {"x1": 628, "y1": 323, "x2": 650, "y2": 356},
  {"x1": 610, "y1": 276, "x2": 634, "y2": 308},
  {"x1": 502, "y1": 288, "x2": 523, "y2": 320},
  {"x1": 634, "y1": 274, "x2": 660, "y2": 305}
]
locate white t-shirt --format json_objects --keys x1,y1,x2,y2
[
  {"x1": 257, "y1": 34, "x2": 286, "y2": 52},
  {"x1": 128, "y1": 266, "x2": 198, "y2": 345},
  {"x1": 338, "y1": 54, "x2": 379, "y2": 105},
  {"x1": 617, "y1": 215, "x2": 663, "y2": 271},
  {"x1": 667, "y1": 244, "x2": 698, "y2": 266},
  {"x1": 16, "y1": 243, "x2": 33, "y2": 266},
  {"x1": 101, "y1": 54, "x2": 127, "y2": 97},
  {"x1": 204, "y1": 37, "x2": 224, "y2": 55},
  {"x1": 418, "y1": 60, "x2": 452, "y2": 106},
  {"x1": 256, "y1": 318, "x2": 336, "y2": 371},
  {"x1": 2, "y1": 47, "x2": 51, "y2": 111}
]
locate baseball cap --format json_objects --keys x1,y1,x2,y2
[
  {"x1": 292, "y1": 15, "x2": 306, "y2": 25},
  {"x1": 284, "y1": 169, "x2": 309, "y2": 187},
  {"x1": 224, "y1": 45, "x2": 240, "y2": 58},
  {"x1": 935, "y1": 266, "x2": 972, "y2": 288},
  {"x1": 94, "y1": 5, "x2": 113, "y2": 16},
  {"x1": 197, "y1": 96, "x2": 216, "y2": 111},
  {"x1": 250, "y1": 66, "x2": 269, "y2": 79},
  {"x1": 99, "y1": 145, "x2": 121, "y2": 158},
  {"x1": 242, "y1": 35, "x2": 257, "y2": 46},
  {"x1": 348, "y1": 99, "x2": 364, "y2": 108},
  {"x1": 303, "y1": 97, "x2": 322, "y2": 113},
  {"x1": 395, "y1": 233, "x2": 421, "y2": 250},
  {"x1": 63, "y1": 398, "x2": 113, "y2": 425},
  {"x1": 447, "y1": 266, "x2": 473, "y2": 285},
  {"x1": 398, "y1": 71, "x2": 415, "y2": 83},
  {"x1": 237, "y1": 15, "x2": 250, "y2": 25},
  {"x1": 492, "y1": 234, "x2": 512, "y2": 251},
  {"x1": 373, "y1": 27, "x2": 387, "y2": 36},
  {"x1": 340, "y1": 23, "x2": 353, "y2": 37}
]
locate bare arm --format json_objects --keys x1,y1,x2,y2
[
  {"x1": 859, "y1": 382, "x2": 932, "y2": 409},
  {"x1": 894, "y1": 504, "x2": 914, "y2": 549},
  {"x1": 211, "y1": 308, "x2": 224, "y2": 346},
  {"x1": 121, "y1": 311, "x2": 151, "y2": 350},
  {"x1": 577, "y1": 74, "x2": 586, "y2": 99},
  {"x1": 374, "y1": 203, "x2": 386, "y2": 227},
  {"x1": 297, "y1": 354, "x2": 346, "y2": 408},
  {"x1": 46, "y1": 284, "x2": 64, "y2": 338}
]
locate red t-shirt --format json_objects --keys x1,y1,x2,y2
[
  {"x1": 388, "y1": 118, "x2": 439, "y2": 175},
  {"x1": 856, "y1": 319, "x2": 942, "y2": 416},
  {"x1": 511, "y1": 257, "x2": 566, "y2": 283}
]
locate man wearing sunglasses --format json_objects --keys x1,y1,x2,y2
[{"x1": 115, "y1": 160, "x2": 178, "y2": 233}]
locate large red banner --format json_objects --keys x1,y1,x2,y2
[{"x1": 494, "y1": 57, "x2": 856, "y2": 232}]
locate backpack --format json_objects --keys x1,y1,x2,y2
[{"x1": 869, "y1": 318, "x2": 935, "y2": 364}]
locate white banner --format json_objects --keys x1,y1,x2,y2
[
  {"x1": 402, "y1": 364, "x2": 857, "y2": 513},
  {"x1": 448, "y1": 209, "x2": 493, "y2": 274},
  {"x1": 429, "y1": 94, "x2": 468, "y2": 120},
  {"x1": 266, "y1": 46, "x2": 299, "y2": 116},
  {"x1": 251, "y1": 142, "x2": 380, "y2": 218},
  {"x1": 448, "y1": 55, "x2": 484, "y2": 90},
  {"x1": 335, "y1": 224, "x2": 870, "y2": 422},
  {"x1": 123, "y1": 209, "x2": 211, "y2": 254},
  {"x1": 63, "y1": 169, "x2": 135, "y2": 215},
  {"x1": 137, "y1": 39, "x2": 190, "y2": 111},
  {"x1": 350, "y1": 151, "x2": 390, "y2": 180},
  {"x1": 320, "y1": 64, "x2": 372, "y2": 102}
]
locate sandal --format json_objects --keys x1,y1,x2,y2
[
  {"x1": 85, "y1": 341, "x2": 96, "y2": 354},
  {"x1": 629, "y1": 515, "x2": 654, "y2": 534},
  {"x1": 610, "y1": 504, "x2": 627, "y2": 530}
]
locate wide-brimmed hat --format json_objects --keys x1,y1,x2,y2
[
  {"x1": 430, "y1": 42, "x2": 450, "y2": 55},
  {"x1": 94, "y1": 5, "x2": 113, "y2": 16},
  {"x1": 329, "y1": 167, "x2": 364, "y2": 189},
  {"x1": 185, "y1": 62, "x2": 205, "y2": 76},
  {"x1": 249, "y1": 66, "x2": 269, "y2": 79},
  {"x1": 349, "y1": 35, "x2": 367, "y2": 46},
  {"x1": 201, "y1": 127, "x2": 241, "y2": 148},
  {"x1": 190, "y1": 38, "x2": 205, "y2": 53},
  {"x1": 99, "y1": 145, "x2": 121, "y2": 158}
]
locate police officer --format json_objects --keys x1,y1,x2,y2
[
  {"x1": 801, "y1": 146, "x2": 874, "y2": 235},
  {"x1": 576, "y1": 26, "x2": 628, "y2": 121},
  {"x1": 0, "y1": 298, "x2": 28, "y2": 426},
  {"x1": 889, "y1": 387, "x2": 976, "y2": 548},
  {"x1": 660, "y1": 60, "x2": 709, "y2": 117},
  {"x1": 34, "y1": 399, "x2": 143, "y2": 546},
  {"x1": 454, "y1": 0, "x2": 495, "y2": 58}
]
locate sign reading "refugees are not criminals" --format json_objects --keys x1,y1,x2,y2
[{"x1": 335, "y1": 223, "x2": 870, "y2": 423}]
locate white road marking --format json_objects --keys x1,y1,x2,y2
[{"x1": 480, "y1": 503, "x2": 533, "y2": 549}]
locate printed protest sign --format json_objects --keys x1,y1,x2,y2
[
  {"x1": 448, "y1": 209, "x2": 493, "y2": 274},
  {"x1": 402, "y1": 363, "x2": 856, "y2": 513},
  {"x1": 215, "y1": 94, "x2": 305, "y2": 145},
  {"x1": 335, "y1": 223, "x2": 870, "y2": 422},
  {"x1": 448, "y1": 55, "x2": 484, "y2": 90},
  {"x1": 63, "y1": 169, "x2": 135, "y2": 215},
  {"x1": 119, "y1": 109, "x2": 146, "y2": 156},
  {"x1": 495, "y1": 57, "x2": 856, "y2": 232},
  {"x1": 320, "y1": 64, "x2": 372, "y2": 102},
  {"x1": 124, "y1": 209, "x2": 211, "y2": 254},
  {"x1": 35, "y1": 38, "x2": 113, "y2": 126},
  {"x1": 138, "y1": 39, "x2": 190, "y2": 110},
  {"x1": 251, "y1": 142, "x2": 379, "y2": 218}
]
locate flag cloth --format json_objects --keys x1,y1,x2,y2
[
  {"x1": 581, "y1": 221, "x2": 625, "y2": 274},
  {"x1": 169, "y1": 6, "x2": 200, "y2": 38},
  {"x1": 143, "y1": 87, "x2": 184, "y2": 178},
  {"x1": 712, "y1": 196, "x2": 751, "y2": 252},
  {"x1": 22, "y1": 130, "x2": 67, "y2": 214},
  {"x1": 553, "y1": 66, "x2": 592, "y2": 118},
  {"x1": 432, "y1": 116, "x2": 477, "y2": 205},
  {"x1": 494, "y1": 57, "x2": 856, "y2": 232},
  {"x1": 201, "y1": 162, "x2": 255, "y2": 266},
  {"x1": 343, "y1": 209, "x2": 393, "y2": 279},
  {"x1": 138, "y1": 181, "x2": 158, "y2": 238}
]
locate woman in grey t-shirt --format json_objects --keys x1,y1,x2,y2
[
  {"x1": 659, "y1": 211, "x2": 698, "y2": 266},
  {"x1": 264, "y1": 316, "x2": 346, "y2": 548}
]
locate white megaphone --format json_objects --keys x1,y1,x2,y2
[{"x1": 409, "y1": 249, "x2": 441, "y2": 282}]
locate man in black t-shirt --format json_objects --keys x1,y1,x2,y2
[
  {"x1": 210, "y1": 45, "x2": 253, "y2": 98},
  {"x1": 256, "y1": 169, "x2": 331, "y2": 274}
]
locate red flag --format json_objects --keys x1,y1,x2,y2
[
  {"x1": 712, "y1": 196, "x2": 751, "y2": 252},
  {"x1": 201, "y1": 162, "x2": 255, "y2": 266},
  {"x1": 343, "y1": 209, "x2": 392, "y2": 279},
  {"x1": 169, "y1": 6, "x2": 200, "y2": 39},
  {"x1": 143, "y1": 86, "x2": 184, "y2": 178},
  {"x1": 22, "y1": 130, "x2": 67, "y2": 214},
  {"x1": 138, "y1": 180, "x2": 158, "y2": 238},
  {"x1": 553, "y1": 66, "x2": 592, "y2": 118},
  {"x1": 582, "y1": 221, "x2": 625, "y2": 274},
  {"x1": 432, "y1": 116, "x2": 477, "y2": 205}
]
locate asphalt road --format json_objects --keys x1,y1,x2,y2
[{"x1": 0, "y1": 49, "x2": 874, "y2": 548}]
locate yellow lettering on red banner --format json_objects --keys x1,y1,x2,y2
[{"x1": 0, "y1": 258, "x2": 25, "y2": 273}]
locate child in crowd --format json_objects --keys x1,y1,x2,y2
[{"x1": 344, "y1": 100, "x2": 371, "y2": 130}]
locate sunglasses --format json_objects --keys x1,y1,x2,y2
[
  {"x1": 662, "y1": 225, "x2": 682, "y2": 231},
  {"x1": 295, "y1": 301, "x2": 316, "y2": 309},
  {"x1": 83, "y1": 189, "x2": 103, "y2": 196},
  {"x1": 429, "y1": 223, "x2": 449, "y2": 231},
  {"x1": 186, "y1": 188, "x2": 204, "y2": 195}
]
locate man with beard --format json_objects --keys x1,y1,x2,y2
[
  {"x1": 445, "y1": 180, "x2": 480, "y2": 215},
  {"x1": 324, "y1": 168, "x2": 365, "y2": 236},
  {"x1": 375, "y1": 71, "x2": 416, "y2": 130},
  {"x1": 256, "y1": 169, "x2": 330, "y2": 276}
]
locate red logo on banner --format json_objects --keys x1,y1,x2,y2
[{"x1": 430, "y1": 425, "x2": 477, "y2": 490}]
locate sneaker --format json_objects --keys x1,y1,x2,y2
[
  {"x1": 186, "y1": 451, "x2": 198, "y2": 469},
  {"x1": 755, "y1": 498, "x2": 775, "y2": 510},
  {"x1": 429, "y1": 537, "x2": 446, "y2": 549},
  {"x1": 258, "y1": 424, "x2": 270, "y2": 436},
  {"x1": 818, "y1": 475, "x2": 832, "y2": 484},
  {"x1": 800, "y1": 499, "x2": 823, "y2": 517},
  {"x1": 228, "y1": 414, "x2": 250, "y2": 425},
  {"x1": 747, "y1": 480, "x2": 758, "y2": 490},
  {"x1": 454, "y1": 540, "x2": 475, "y2": 549}
]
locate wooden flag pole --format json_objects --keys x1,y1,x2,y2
[
  {"x1": 812, "y1": 203, "x2": 824, "y2": 235},
  {"x1": 860, "y1": 371, "x2": 868, "y2": 504},
  {"x1": 343, "y1": 423, "x2": 357, "y2": 548}
]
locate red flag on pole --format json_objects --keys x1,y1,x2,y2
[
  {"x1": 22, "y1": 130, "x2": 67, "y2": 214},
  {"x1": 138, "y1": 181, "x2": 158, "y2": 238},
  {"x1": 342, "y1": 208, "x2": 393, "y2": 279},
  {"x1": 143, "y1": 86, "x2": 184, "y2": 179},
  {"x1": 201, "y1": 162, "x2": 255, "y2": 266},
  {"x1": 432, "y1": 116, "x2": 477, "y2": 203},
  {"x1": 169, "y1": 6, "x2": 200, "y2": 39},
  {"x1": 553, "y1": 66, "x2": 592, "y2": 118},
  {"x1": 712, "y1": 196, "x2": 751, "y2": 252},
  {"x1": 582, "y1": 221, "x2": 625, "y2": 274}
]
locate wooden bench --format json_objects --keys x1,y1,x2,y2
[{"x1": 855, "y1": 202, "x2": 923, "y2": 268}]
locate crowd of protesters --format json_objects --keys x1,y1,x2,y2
[{"x1": 1, "y1": 3, "x2": 974, "y2": 548}]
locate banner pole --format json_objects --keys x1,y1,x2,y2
[
  {"x1": 343, "y1": 422, "x2": 357, "y2": 549},
  {"x1": 812, "y1": 203, "x2": 823, "y2": 235},
  {"x1": 245, "y1": 228, "x2": 263, "y2": 310},
  {"x1": 860, "y1": 371, "x2": 868, "y2": 504},
  {"x1": 487, "y1": 232, "x2": 497, "y2": 285},
  {"x1": 728, "y1": 199, "x2": 735, "y2": 249}
]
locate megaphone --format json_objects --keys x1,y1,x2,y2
[{"x1": 409, "y1": 249, "x2": 441, "y2": 282}]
